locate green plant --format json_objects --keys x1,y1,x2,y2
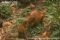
[{"x1": 0, "y1": 4, "x2": 11, "y2": 19}]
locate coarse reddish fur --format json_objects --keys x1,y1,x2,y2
[{"x1": 18, "y1": 9, "x2": 45, "y2": 32}]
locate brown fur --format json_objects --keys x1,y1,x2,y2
[{"x1": 18, "y1": 9, "x2": 45, "y2": 32}]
